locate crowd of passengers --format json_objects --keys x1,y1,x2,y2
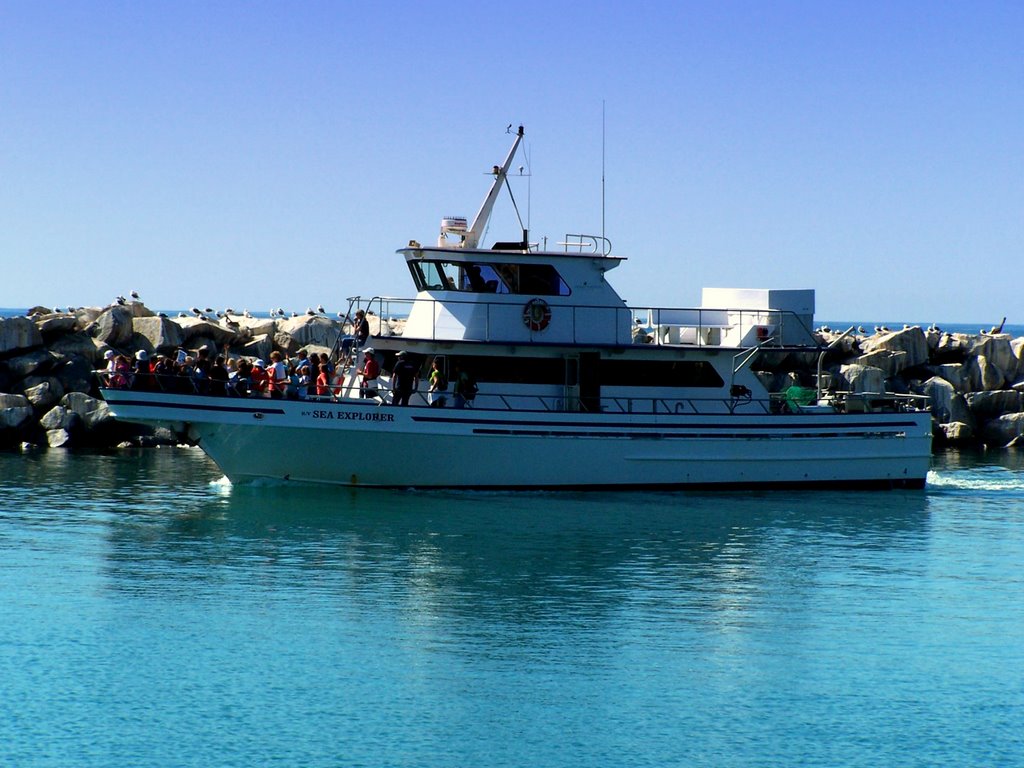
[{"x1": 101, "y1": 345, "x2": 346, "y2": 400}]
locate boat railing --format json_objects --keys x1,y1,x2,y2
[
  {"x1": 343, "y1": 295, "x2": 818, "y2": 349},
  {"x1": 558, "y1": 233, "x2": 613, "y2": 256}
]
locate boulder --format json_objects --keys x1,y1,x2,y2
[
  {"x1": 88, "y1": 306, "x2": 135, "y2": 347},
  {"x1": 241, "y1": 334, "x2": 273, "y2": 362},
  {"x1": 970, "y1": 334, "x2": 1018, "y2": 383},
  {"x1": 278, "y1": 316, "x2": 342, "y2": 349},
  {"x1": 934, "y1": 332, "x2": 972, "y2": 359},
  {"x1": 0, "y1": 316, "x2": 44, "y2": 356},
  {"x1": 237, "y1": 316, "x2": 276, "y2": 337},
  {"x1": 940, "y1": 421, "x2": 974, "y2": 443},
  {"x1": 839, "y1": 364, "x2": 886, "y2": 394},
  {"x1": 966, "y1": 355, "x2": 1006, "y2": 392},
  {"x1": 930, "y1": 363, "x2": 968, "y2": 392},
  {"x1": 39, "y1": 405, "x2": 70, "y2": 431},
  {"x1": 5, "y1": 348, "x2": 59, "y2": 379},
  {"x1": 982, "y1": 412, "x2": 1024, "y2": 448},
  {"x1": 175, "y1": 317, "x2": 239, "y2": 346},
  {"x1": 132, "y1": 316, "x2": 184, "y2": 352},
  {"x1": 46, "y1": 428, "x2": 72, "y2": 448},
  {"x1": 23, "y1": 376, "x2": 65, "y2": 411},
  {"x1": 852, "y1": 349, "x2": 908, "y2": 377},
  {"x1": 966, "y1": 390, "x2": 1022, "y2": 419},
  {"x1": 54, "y1": 355, "x2": 97, "y2": 395},
  {"x1": 50, "y1": 331, "x2": 105, "y2": 362},
  {"x1": 0, "y1": 393, "x2": 34, "y2": 429},
  {"x1": 859, "y1": 326, "x2": 929, "y2": 369},
  {"x1": 921, "y1": 376, "x2": 973, "y2": 425},
  {"x1": 61, "y1": 392, "x2": 113, "y2": 430},
  {"x1": 35, "y1": 313, "x2": 78, "y2": 337}
]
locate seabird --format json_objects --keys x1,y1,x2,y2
[
  {"x1": 116, "y1": 295, "x2": 126, "y2": 305},
  {"x1": 306, "y1": 307, "x2": 315, "y2": 316},
  {"x1": 243, "y1": 309, "x2": 252, "y2": 318},
  {"x1": 204, "y1": 307, "x2": 214, "y2": 314},
  {"x1": 857, "y1": 326, "x2": 866, "y2": 334},
  {"x1": 191, "y1": 307, "x2": 201, "y2": 316},
  {"x1": 317, "y1": 304, "x2": 326, "y2": 314},
  {"x1": 130, "y1": 290, "x2": 140, "y2": 300}
]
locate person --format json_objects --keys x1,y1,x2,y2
[
  {"x1": 250, "y1": 359, "x2": 268, "y2": 396},
  {"x1": 452, "y1": 364, "x2": 478, "y2": 409},
  {"x1": 294, "y1": 350, "x2": 311, "y2": 399},
  {"x1": 153, "y1": 354, "x2": 174, "y2": 391},
  {"x1": 427, "y1": 358, "x2": 447, "y2": 407},
  {"x1": 266, "y1": 350, "x2": 288, "y2": 399},
  {"x1": 341, "y1": 309, "x2": 370, "y2": 361},
  {"x1": 210, "y1": 355, "x2": 229, "y2": 396},
  {"x1": 109, "y1": 353, "x2": 132, "y2": 389},
  {"x1": 132, "y1": 350, "x2": 154, "y2": 390},
  {"x1": 316, "y1": 362, "x2": 332, "y2": 398},
  {"x1": 192, "y1": 345, "x2": 212, "y2": 394},
  {"x1": 359, "y1": 347, "x2": 380, "y2": 399},
  {"x1": 390, "y1": 351, "x2": 418, "y2": 406}
]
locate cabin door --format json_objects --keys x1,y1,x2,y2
[{"x1": 566, "y1": 352, "x2": 601, "y2": 413}]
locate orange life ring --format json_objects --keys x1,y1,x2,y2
[{"x1": 522, "y1": 298, "x2": 552, "y2": 331}]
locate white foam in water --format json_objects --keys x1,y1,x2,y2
[{"x1": 927, "y1": 469, "x2": 1024, "y2": 492}]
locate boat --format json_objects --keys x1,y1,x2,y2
[{"x1": 100, "y1": 126, "x2": 932, "y2": 489}]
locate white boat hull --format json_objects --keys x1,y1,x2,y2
[{"x1": 102, "y1": 391, "x2": 933, "y2": 489}]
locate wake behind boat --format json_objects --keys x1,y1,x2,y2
[{"x1": 101, "y1": 127, "x2": 932, "y2": 489}]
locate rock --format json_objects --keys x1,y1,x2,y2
[
  {"x1": 34, "y1": 313, "x2": 79, "y2": 337},
  {"x1": 50, "y1": 331, "x2": 105, "y2": 362},
  {"x1": 940, "y1": 421, "x2": 974, "y2": 443},
  {"x1": 53, "y1": 356, "x2": 97, "y2": 395},
  {"x1": 0, "y1": 393, "x2": 34, "y2": 429},
  {"x1": 859, "y1": 326, "x2": 929, "y2": 369},
  {"x1": 930, "y1": 363, "x2": 968, "y2": 392},
  {"x1": 982, "y1": 412, "x2": 1024, "y2": 448},
  {"x1": 61, "y1": 392, "x2": 113, "y2": 430},
  {"x1": 853, "y1": 349, "x2": 908, "y2": 377},
  {"x1": 5, "y1": 348, "x2": 59, "y2": 379},
  {"x1": 0, "y1": 316, "x2": 44, "y2": 356},
  {"x1": 46, "y1": 428, "x2": 71, "y2": 447},
  {"x1": 237, "y1": 316, "x2": 276, "y2": 337},
  {"x1": 241, "y1": 334, "x2": 273, "y2": 362},
  {"x1": 969, "y1": 334, "x2": 1018, "y2": 383},
  {"x1": 839, "y1": 364, "x2": 886, "y2": 394},
  {"x1": 175, "y1": 317, "x2": 239, "y2": 346},
  {"x1": 273, "y1": 331, "x2": 300, "y2": 355},
  {"x1": 39, "y1": 405, "x2": 69, "y2": 431},
  {"x1": 921, "y1": 376, "x2": 973, "y2": 425},
  {"x1": 935, "y1": 332, "x2": 972, "y2": 360},
  {"x1": 132, "y1": 316, "x2": 184, "y2": 352},
  {"x1": 966, "y1": 355, "x2": 1006, "y2": 392},
  {"x1": 23, "y1": 377, "x2": 65, "y2": 411},
  {"x1": 966, "y1": 390, "x2": 1022, "y2": 419},
  {"x1": 88, "y1": 305, "x2": 136, "y2": 346},
  {"x1": 278, "y1": 316, "x2": 342, "y2": 348}
]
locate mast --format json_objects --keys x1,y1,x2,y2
[{"x1": 462, "y1": 125, "x2": 524, "y2": 249}]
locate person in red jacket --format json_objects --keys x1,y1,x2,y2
[{"x1": 359, "y1": 348, "x2": 380, "y2": 398}]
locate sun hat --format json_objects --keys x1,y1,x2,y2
[
  {"x1": 396, "y1": 350, "x2": 407, "y2": 357},
  {"x1": 362, "y1": 347, "x2": 374, "y2": 355},
  {"x1": 135, "y1": 350, "x2": 149, "y2": 361},
  {"x1": 253, "y1": 359, "x2": 265, "y2": 367},
  {"x1": 104, "y1": 350, "x2": 115, "y2": 359}
]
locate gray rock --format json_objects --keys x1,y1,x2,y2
[
  {"x1": 839, "y1": 364, "x2": 886, "y2": 394},
  {"x1": 54, "y1": 356, "x2": 97, "y2": 395},
  {"x1": 967, "y1": 390, "x2": 1022, "y2": 419},
  {"x1": 859, "y1": 326, "x2": 929, "y2": 369},
  {"x1": 921, "y1": 376, "x2": 973, "y2": 425},
  {"x1": 35, "y1": 313, "x2": 78, "y2": 337},
  {"x1": 0, "y1": 393, "x2": 34, "y2": 429},
  {"x1": 940, "y1": 421, "x2": 974, "y2": 443},
  {"x1": 930, "y1": 363, "x2": 968, "y2": 392},
  {"x1": 970, "y1": 334, "x2": 1018, "y2": 382},
  {"x1": 6, "y1": 348, "x2": 59, "y2": 379},
  {"x1": 982, "y1": 412, "x2": 1024, "y2": 448},
  {"x1": 853, "y1": 349, "x2": 908, "y2": 377},
  {"x1": 50, "y1": 331, "x2": 105, "y2": 362},
  {"x1": 132, "y1": 316, "x2": 184, "y2": 352},
  {"x1": 89, "y1": 306, "x2": 135, "y2": 346},
  {"x1": 241, "y1": 334, "x2": 273, "y2": 362},
  {"x1": 966, "y1": 355, "x2": 1006, "y2": 392},
  {"x1": 176, "y1": 318, "x2": 238, "y2": 346},
  {"x1": 0, "y1": 316, "x2": 44, "y2": 356},
  {"x1": 61, "y1": 392, "x2": 113, "y2": 430},
  {"x1": 39, "y1": 405, "x2": 69, "y2": 430},
  {"x1": 23, "y1": 377, "x2": 65, "y2": 411},
  {"x1": 46, "y1": 428, "x2": 71, "y2": 447},
  {"x1": 279, "y1": 316, "x2": 342, "y2": 348}
]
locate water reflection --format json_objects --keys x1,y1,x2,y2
[{"x1": 1, "y1": 447, "x2": 941, "y2": 628}]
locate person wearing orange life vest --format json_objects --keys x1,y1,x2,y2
[
  {"x1": 359, "y1": 348, "x2": 380, "y2": 399},
  {"x1": 266, "y1": 351, "x2": 289, "y2": 399}
]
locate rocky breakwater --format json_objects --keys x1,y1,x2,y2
[
  {"x1": 0, "y1": 303, "x2": 396, "y2": 449},
  {"x1": 814, "y1": 325, "x2": 1024, "y2": 448}
]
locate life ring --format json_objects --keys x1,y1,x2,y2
[{"x1": 522, "y1": 298, "x2": 552, "y2": 331}]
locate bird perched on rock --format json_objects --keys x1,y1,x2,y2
[
  {"x1": 191, "y1": 307, "x2": 201, "y2": 316},
  {"x1": 317, "y1": 304, "x2": 326, "y2": 314},
  {"x1": 306, "y1": 307, "x2": 315, "y2": 316},
  {"x1": 130, "y1": 290, "x2": 140, "y2": 300},
  {"x1": 116, "y1": 296, "x2": 126, "y2": 305}
]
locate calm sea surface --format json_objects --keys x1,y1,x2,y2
[{"x1": 1, "y1": 447, "x2": 1022, "y2": 767}]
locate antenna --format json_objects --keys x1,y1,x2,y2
[{"x1": 601, "y1": 100, "x2": 606, "y2": 245}]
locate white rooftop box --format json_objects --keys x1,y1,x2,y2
[{"x1": 700, "y1": 288, "x2": 816, "y2": 347}]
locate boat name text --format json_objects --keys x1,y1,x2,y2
[{"x1": 307, "y1": 409, "x2": 395, "y2": 423}]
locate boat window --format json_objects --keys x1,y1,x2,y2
[
  {"x1": 599, "y1": 360, "x2": 725, "y2": 388},
  {"x1": 410, "y1": 259, "x2": 570, "y2": 296},
  {"x1": 409, "y1": 261, "x2": 461, "y2": 292},
  {"x1": 453, "y1": 356, "x2": 565, "y2": 385}
]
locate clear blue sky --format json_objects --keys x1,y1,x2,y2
[{"x1": 2, "y1": 1, "x2": 1021, "y2": 322}]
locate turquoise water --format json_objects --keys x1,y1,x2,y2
[{"x1": 1, "y1": 448, "x2": 1022, "y2": 767}]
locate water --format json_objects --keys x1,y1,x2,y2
[{"x1": 1, "y1": 448, "x2": 1023, "y2": 767}]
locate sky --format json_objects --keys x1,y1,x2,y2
[{"x1": 2, "y1": 1, "x2": 1021, "y2": 323}]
